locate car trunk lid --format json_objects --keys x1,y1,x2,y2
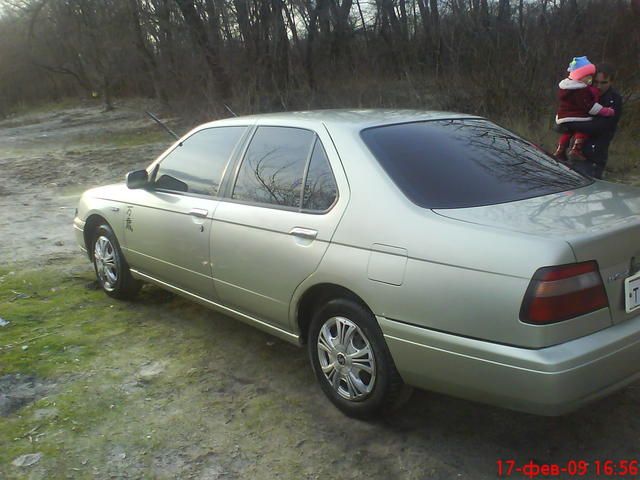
[{"x1": 433, "y1": 181, "x2": 640, "y2": 325}]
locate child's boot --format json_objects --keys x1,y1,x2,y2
[
  {"x1": 568, "y1": 138, "x2": 587, "y2": 162},
  {"x1": 553, "y1": 142, "x2": 568, "y2": 161}
]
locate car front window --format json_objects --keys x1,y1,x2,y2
[
  {"x1": 155, "y1": 126, "x2": 246, "y2": 196},
  {"x1": 361, "y1": 119, "x2": 592, "y2": 209}
]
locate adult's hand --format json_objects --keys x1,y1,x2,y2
[{"x1": 599, "y1": 107, "x2": 615, "y2": 117}]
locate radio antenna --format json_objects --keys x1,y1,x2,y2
[{"x1": 145, "y1": 111, "x2": 180, "y2": 141}]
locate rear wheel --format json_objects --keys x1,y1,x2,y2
[
  {"x1": 308, "y1": 298, "x2": 411, "y2": 418},
  {"x1": 92, "y1": 224, "x2": 141, "y2": 300}
]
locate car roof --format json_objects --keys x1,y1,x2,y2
[{"x1": 201, "y1": 109, "x2": 484, "y2": 131}]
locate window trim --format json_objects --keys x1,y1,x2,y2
[
  {"x1": 298, "y1": 137, "x2": 315, "y2": 209},
  {"x1": 150, "y1": 125, "x2": 250, "y2": 198}
]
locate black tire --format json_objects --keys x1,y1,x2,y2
[
  {"x1": 91, "y1": 223, "x2": 141, "y2": 300},
  {"x1": 308, "y1": 298, "x2": 412, "y2": 419}
]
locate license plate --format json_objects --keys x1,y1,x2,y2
[{"x1": 624, "y1": 271, "x2": 640, "y2": 313}]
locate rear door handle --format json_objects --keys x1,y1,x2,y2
[
  {"x1": 189, "y1": 208, "x2": 208, "y2": 218},
  {"x1": 289, "y1": 227, "x2": 318, "y2": 240}
]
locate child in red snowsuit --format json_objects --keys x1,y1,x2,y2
[{"x1": 554, "y1": 56, "x2": 615, "y2": 162}]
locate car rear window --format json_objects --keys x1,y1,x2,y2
[{"x1": 360, "y1": 119, "x2": 592, "y2": 209}]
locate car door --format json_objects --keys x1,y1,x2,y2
[
  {"x1": 211, "y1": 125, "x2": 346, "y2": 328},
  {"x1": 123, "y1": 125, "x2": 247, "y2": 300}
]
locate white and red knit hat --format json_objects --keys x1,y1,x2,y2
[{"x1": 567, "y1": 56, "x2": 596, "y2": 81}]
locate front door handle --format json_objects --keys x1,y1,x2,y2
[
  {"x1": 289, "y1": 227, "x2": 318, "y2": 240},
  {"x1": 189, "y1": 208, "x2": 208, "y2": 218}
]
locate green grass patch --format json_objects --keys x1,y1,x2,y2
[
  {"x1": 70, "y1": 127, "x2": 169, "y2": 149},
  {"x1": 96, "y1": 129, "x2": 169, "y2": 148},
  {"x1": 0, "y1": 266, "x2": 162, "y2": 476},
  {"x1": 0, "y1": 263, "x2": 311, "y2": 478},
  {"x1": 1, "y1": 98, "x2": 86, "y2": 122},
  {"x1": 0, "y1": 268, "x2": 116, "y2": 378}
]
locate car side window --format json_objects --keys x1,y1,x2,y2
[
  {"x1": 155, "y1": 126, "x2": 246, "y2": 196},
  {"x1": 303, "y1": 140, "x2": 337, "y2": 211},
  {"x1": 232, "y1": 126, "x2": 315, "y2": 208}
]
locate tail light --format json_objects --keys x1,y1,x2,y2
[{"x1": 520, "y1": 261, "x2": 608, "y2": 324}]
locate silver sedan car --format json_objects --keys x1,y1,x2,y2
[{"x1": 74, "y1": 110, "x2": 640, "y2": 418}]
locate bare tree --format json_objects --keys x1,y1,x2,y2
[
  {"x1": 174, "y1": 0, "x2": 232, "y2": 102},
  {"x1": 0, "y1": 0, "x2": 637, "y2": 123}
]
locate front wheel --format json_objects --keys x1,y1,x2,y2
[
  {"x1": 308, "y1": 298, "x2": 411, "y2": 419},
  {"x1": 92, "y1": 224, "x2": 141, "y2": 300}
]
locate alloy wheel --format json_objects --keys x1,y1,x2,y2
[
  {"x1": 94, "y1": 235, "x2": 118, "y2": 291},
  {"x1": 316, "y1": 316, "x2": 376, "y2": 401}
]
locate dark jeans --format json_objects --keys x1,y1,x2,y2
[{"x1": 572, "y1": 160, "x2": 605, "y2": 179}]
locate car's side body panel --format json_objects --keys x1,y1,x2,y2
[
  {"x1": 294, "y1": 241, "x2": 613, "y2": 349},
  {"x1": 211, "y1": 204, "x2": 337, "y2": 327},
  {"x1": 317, "y1": 122, "x2": 613, "y2": 348},
  {"x1": 209, "y1": 120, "x2": 351, "y2": 329},
  {"x1": 122, "y1": 189, "x2": 220, "y2": 300},
  {"x1": 75, "y1": 187, "x2": 128, "y2": 253},
  {"x1": 128, "y1": 267, "x2": 300, "y2": 344}
]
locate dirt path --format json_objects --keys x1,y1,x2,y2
[
  {"x1": 0, "y1": 101, "x2": 169, "y2": 266},
  {"x1": 2, "y1": 103, "x2": 640, "y2": 480}
]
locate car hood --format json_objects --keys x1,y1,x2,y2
[{"x1": 432, "y1": 180, "x2": 640, "y2": 238}]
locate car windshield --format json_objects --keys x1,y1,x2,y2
[{"x1": 360, "y1": 119, "x2": 592, "y2": 209}]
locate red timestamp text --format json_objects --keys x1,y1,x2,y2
[{"x1": 497, "y1": 459, "x2": 639, "y2": 478}]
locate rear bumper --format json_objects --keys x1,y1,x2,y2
[{"x1": 379, "y1": 315, "x2": 640, "y2": 415}]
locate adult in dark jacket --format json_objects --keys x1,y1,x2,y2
[{"x1": 572, "y1": 63, "x2": 623, "y2": 179}]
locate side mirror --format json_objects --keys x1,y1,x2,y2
[{"x1": 126, "y1": 169, "x2": 149, "y2": 189}]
